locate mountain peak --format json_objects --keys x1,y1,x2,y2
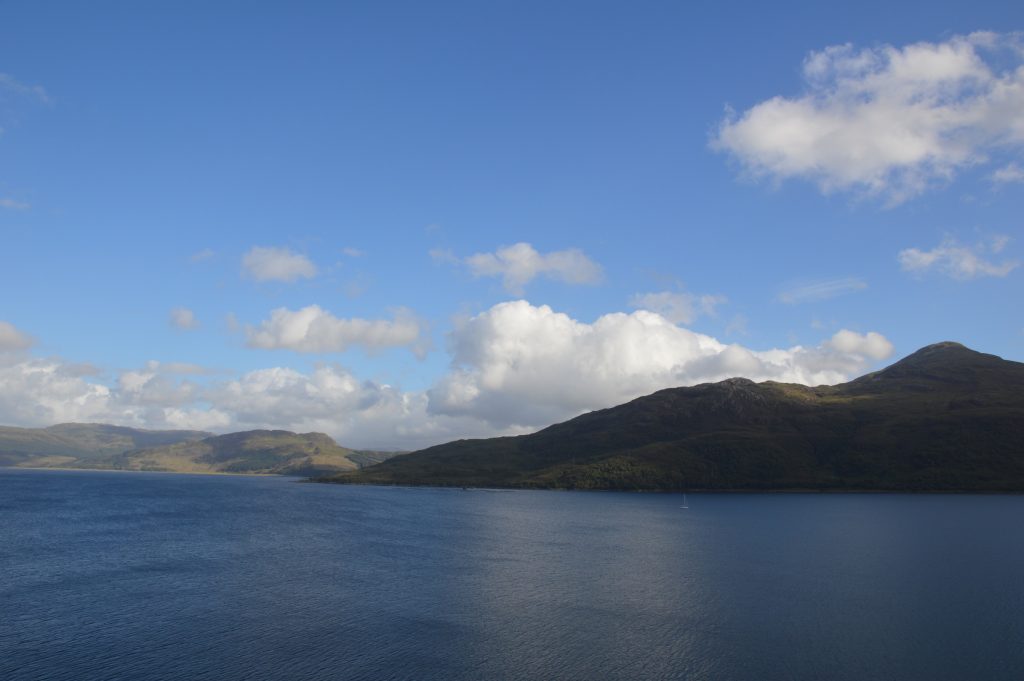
[
  {"x1": 886, "y1": 341, "x2": 987, "y2": 369},
  {"x1": 847, "y1": 341, "x2": 1021, "y2": 390}
]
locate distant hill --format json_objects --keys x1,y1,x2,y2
[
  {"x1": 0, "y1": 423, "x2": 211, "y2": 468},
  {"x1": 0, "y1": 424, "x2": 401, "y2": 475},
  {"x1": 109, "y1": 430, "x2": 373, "y2": 476},
  {"x1": 320, "y1": 342, "x2": 1024, "y2": 491}
]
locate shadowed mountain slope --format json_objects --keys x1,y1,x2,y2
[{"x1": 321, "y1": 343, "x2": 1024, "y2": 491}]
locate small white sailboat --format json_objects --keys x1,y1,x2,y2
[{"x1": 680, "y1": 492, "x2": 689, "y2": 509}]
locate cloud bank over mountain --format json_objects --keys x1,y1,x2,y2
[{"x1": 0, "y1": 303, "x2": 892, "y2": 450}]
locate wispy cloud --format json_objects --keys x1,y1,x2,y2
[
  {"x1": 0, "y1": 321, "x2": 34, "y2": 352},
  {"x1": 725, "y1": 314, "x2": 749, "y2": 337},
  {"x1": 440, "y1": 242, "x2": 603, "y2": 295},
  {"x1": 899, "y1": 236, "x2": 1018, "y2": 279},
  {"x1": 169, "y1": 307, "x2": 200, "y2": 330},
  {"x1": 342, "y1": 247, "x2": 365, "y2": 258},
  {"x1": 0, "y1": 73, "x2": 50, "y2": 104},
  {"x1": 713, "y1": 32, "x2": 1024, "y2": 204},
  {"x1": 778, "y1": 277, "x2": 867, "y2": 304},
  {"x1": 0, "y1": 197, "x2": 30, "y2": 211},
  {"x1": 991, "y1": 163, "x2": 1024, "y2": 186},
  {"x1": 242, "y1": 246, "x2": 317, "y2": 283},
  {"x1": 429, "y1": 248, "x2": 459, "y2": 265},
  {"x1": 629, "y1": 290, "x2": 727, "y2": 324},
  {"x1": 189, "y1": 248, "x2": 215, "y2": 263}
]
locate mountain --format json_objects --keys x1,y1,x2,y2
[
  {"x1": 0, "y1": 424, "x2": 401, "y2": 475},
  {"x1": 108, "y1": 430, "x2": 372, "y2": 476},
  {"x1": 0, "y1": 423, "x2": 212, "y2": 468},
  {"x1": 319, "y1": 343, "x2": 1024, "y2": 491}
]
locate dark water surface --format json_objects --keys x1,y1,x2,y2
[{"x1": 2, "y1": 469, "x2": 1023, "y2": 680}]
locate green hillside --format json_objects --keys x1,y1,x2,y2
[
  {"x1": 108, "y1": 430, "x2": 370, "y2": 476},
  {"x1": 319, "y1": 342, "x2": 1024, "y2": 491},
  {"x1": 0, "y1": 424, "x2": 400, "y2": 475},
  {"x1": 0, "y1": 423, "x2": 211, "y2": 468}
]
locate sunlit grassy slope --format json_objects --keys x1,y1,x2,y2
[
  {"x1": 0, "y1": 425, "x2": 399, "y2": 476},
  {"x1": 0, "y1": 423, "x2": 211, "y2": 467}
]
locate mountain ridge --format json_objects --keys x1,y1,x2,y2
[
  {"x1": 318, "y1": 342, "x2": 1024, "y2": 491},
  {"x1": 0, "y1": 423, "x2": 212, "y2": 468},
  {"x1": 0, "y1": 424, "x2": 400, "y2": 475}
]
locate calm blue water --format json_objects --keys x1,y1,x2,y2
[{"x1": 1, "y1": 469, "x2": 1022, "y2": 680}]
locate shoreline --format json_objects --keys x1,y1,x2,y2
[
  {"x1": 309, "y1": 478, "x2": 1024, "y2": 495},
  {"x1": 3, "y1": 465, "x2": 285, "y2": 478},
  {"x1": 7, "y1": 466, "x2": 1023, "y2": 494}
]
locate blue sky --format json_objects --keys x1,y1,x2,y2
[{"x1": 1, "y1": 1, "x2": 1021, "y2": 448}]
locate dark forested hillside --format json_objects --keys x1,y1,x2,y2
[{"x1": 320, "y1": 343, "x2": 1024, "y2": 491}]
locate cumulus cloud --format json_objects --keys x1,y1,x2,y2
[
  {"x1": 0, "y1": 356, "x2": 114, "y2": 426},
  {"x1": 427, "y1": 300, "x2": 893, "y2": 429},
  {"x1": 0, "y1": 197, "x2": 30, "y2": 211},
  {"x1": 444, "y1": 242, "x2": 603, "y2": 294},
  {"x1": 629, "y1": 291, "x2": 727, "y2": 324},
  {"x1": 169, "y1": 307, "x2": 199, "y2": 330},
  {"x1": 825, "y1": 329, "x2": 893, "y2": 360},
  {"x1": 714, "y1": 32, "x2": 1024, "y2": 203},
  {"x1": 208, "y1": 365, "x2": 458, "y2": 447},
  {"x1": 242, "y1": 246, "x2": 317, "y2": 282},
  {"x1": 0, "y1": 321, "x2": 34, "y2": 352},
  {"x1": 778, "y1": 277, "x2": 868, "y2": 304},
  {"x1": 246, "y1": 304, "x2": 426, "y2": 356},
  {"x1": 899, "y1": 235, "x2": 1018, "y2": 279}
]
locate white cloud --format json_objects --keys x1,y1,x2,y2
[
  {"x1": 427, "y1": 300, "x2": 893, "y2": 429},
  {"x1": 242, "y1": 246, "x2": 317, "y2": 282},
  {"x1": 0, "y1": 197, "x2": 30, "y2": 211},
  {"x1": 825, "y1": 329, "x2": 893, "y2": 360},
  {"x1": 342, "y1": 247, "x2": 365, "y2": 258},
  {"x1": 899, "y1": 236, "x2": 1018, "y2": 279},
  {"x1": 0, "y1": 321, "x2": 34, "y2": 352},
  {"x1": 246, "y1": 304, "x2": 426, "y2": 356},
  {"x1": 713, "y1": 32, "x2": 1024, "y2": 203},
  {"x1": 0, "y1": 356, "x2": 115, "y2": 426},
  {"x1": 446, "y1": 242, "x2": 603, "y2": 294},
  {"x1": 210, "y1": 366, "x2": 434, "y2": 447},
  {"x1": 778, "y1": 277, "x2": 868, "y2": 304},
  {"x1": 629, "y1": 291, "x2": 727, "y2": 324},
  {"x1": 991, "y1": 162, "x2": 1024, "y2": 185},
  {"x1": 169, "y1": 307, "x2": 199, "y2": 330},
  {"x1": 189, "y1": 248, "x2": 215, "y2": 262}
]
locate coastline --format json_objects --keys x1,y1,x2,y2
[
  {"x1": 308, "y1": 477, "x2": 1024, "y2": 494},
  {"x1": 3, "y1": 465, "x2": 285, "y2": 478}
]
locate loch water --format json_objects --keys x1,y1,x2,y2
[{"x1": 1, "y1": 468, "x2": 1022, "y2": 680}]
